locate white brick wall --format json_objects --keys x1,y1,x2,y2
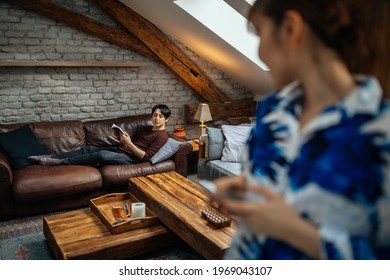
[{"x1": 0, "y1": 0, "x2": 253, "y2": 138}]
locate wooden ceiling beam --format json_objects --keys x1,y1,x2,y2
[
  {"x1": 10, "y1": 0, "x2": 233, "y2": 104},
  {"x1": 184, "y1": 100, "x2": 256, "y2": 124},
  {"x1": 10, "y1": 0, "x2": 155, "y2": 59},
  {"x1": 94, "y1": 0, "x2": 230, "y2": 103}
]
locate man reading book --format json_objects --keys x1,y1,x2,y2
[{"x1": 28, "y1": 104, "x2": 171, "y2": 166}]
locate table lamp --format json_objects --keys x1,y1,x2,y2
[{"x1": 194, "y1": 103, "x2": 212, "y2": 136}]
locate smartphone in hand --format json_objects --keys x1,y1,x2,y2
[
  {"x1": 199, "y1": 179, "x2": 244, "y2": 200},
  {"x1": 199, "y1": 179, "x2": 263, "y2": 201}
]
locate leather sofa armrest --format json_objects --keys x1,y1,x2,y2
[
  {"x1": 0, "y1": 152, "x2": 15, "y2": 219},
  {"x1": 168, "y1": 134, "x2": 193, "y2": 177},
  {"x1": 0, "y1": 152, "x2": 12, "y2": 190},
  {"x1": 172, "y1": 141, "x2": 193, "y2": 177}
]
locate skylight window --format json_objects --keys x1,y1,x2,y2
[
  {"x1": 174, "y1": 0, "x2": 268, "y2": 70},
  {"x1": 245, "y1": 0, "x2": 257, "y2": 5}
]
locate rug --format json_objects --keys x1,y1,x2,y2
[
  {"x1": 0, "y1": 213, "x2": 202, "y2": 260},
  {"x1": 0, "y1": 213, "x2": 55, "y2": 260},
  {"x1": 0, "y1": 232, "x2": 54, "y2": 260}
]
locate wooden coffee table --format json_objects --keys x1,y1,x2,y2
[
  {"x1": 128, "y1": 171, "x2": 237, "y2": 259},
  {"x1": 43, "y1": 208, "x2": 174, "y2": 259}
]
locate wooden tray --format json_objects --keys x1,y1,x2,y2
[{"x1": 90, "y1": 192, "x2": 158, "y2": 234}]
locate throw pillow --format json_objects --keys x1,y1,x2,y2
[
  {"x1": 149, "y1": 138, "x2": 183, "y2": 164},
  {"x1": 0, "y1": 124, "x2": 46, "y2": 169},
  {"x1": 206, "y1": 127, "x2": 225, "y2": 161},
  {"x1": 221, "y1": 124, "x2": 253, "y2": 162}
]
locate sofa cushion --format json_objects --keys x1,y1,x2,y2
[
  {"x1": 0, "y1": 124, "x2": 46, "y2": 169},
  {"x1": 150, "y1": 138, "x2": 183, "y2": 164},
  {"x1": 221, "y1": 124, "x2": 252, "y2": 162},
  {"x1": 206, "y1": 127, "x2": 225, "y2": 161},
  {"x1": 198, "y1": 158, "x2": 242, "y2": 181},
  {"x1": 12, "y1": 165, "x2": 103, "y2": 202}
]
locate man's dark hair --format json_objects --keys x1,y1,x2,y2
[{"x1": 152, "y1": 104, "x2": 171, "y2": 119}]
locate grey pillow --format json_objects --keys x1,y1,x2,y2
[
  {"x1": 221, "y1": 124, "x2": 252, "y2": 162},
  {"x1": 206, "y1": 127, "x2": 225, "y2": 161},
  {"x1": 150, "y1": 138, "x2": 183, "y2": 164}
]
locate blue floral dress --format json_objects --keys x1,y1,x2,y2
[{"x1": 225, "y1": 76, "x2": 390, "y2": 259}]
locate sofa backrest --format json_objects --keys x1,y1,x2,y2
[
  {"x1": 0, "y1": 121, "x2": 86, "y2": 155},
  {"x1": 32, "y1": 121, "x2": 86, "y2": 154},
  {"x1": 0, "y1": 114, "x2": 153, "y2": 155},
  {"x1": 83, "y1": 114, "x2": 152, "y2": 147}
]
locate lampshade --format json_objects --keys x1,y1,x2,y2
[
  {"x1": 194, "y1": 103, "x2": 212, "y2": 123},
  {"x1": 194, "y1": 103, "x2": 212, "y2": 137}
]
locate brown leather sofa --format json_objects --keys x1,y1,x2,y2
[{"x1": 0, "y1": 114, "x2": 193, "y2": 220}]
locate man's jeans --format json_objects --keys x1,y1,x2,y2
[{"x1": 52, "y1": 146, "x2": 139, "y2": 166}]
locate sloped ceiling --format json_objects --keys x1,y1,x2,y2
[{"x1": 120, "y1": 0, "x2": 274, "y2": 97}]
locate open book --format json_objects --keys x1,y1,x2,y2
[{"x1": 111, "y1": 123, "x2": 125, "y2": 134}]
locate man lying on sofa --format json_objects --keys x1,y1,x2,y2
[{"x1": 28, "y1": 104, "x2": 171, "y2": 166}]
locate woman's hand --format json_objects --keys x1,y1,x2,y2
[
  {"x1": 212, "y1": 175, "x2": 321, "y2": 258},
  {"x1": 213, "y1": 175, "x2": 296, "y2": 238}
]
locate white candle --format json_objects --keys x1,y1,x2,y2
[{"x1": 131, "y1": 202, "x2": 146, "y2": 218}]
